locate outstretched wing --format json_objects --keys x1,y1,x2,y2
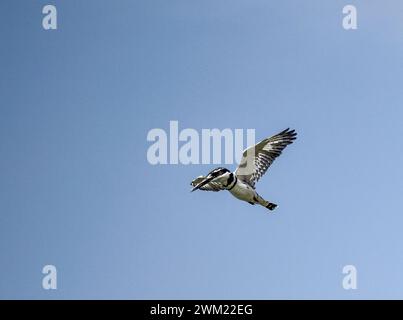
[
  {"x1": 190, "y1": 176, "x2": 226, "y2": 192},
  {"x1": 235, "y1": 128, "x2": 297, "y2": 188}
]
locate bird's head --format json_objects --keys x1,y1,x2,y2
[{"x1": 191, "y1": 167, "x2": 231, "y2": 192}]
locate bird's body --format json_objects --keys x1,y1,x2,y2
[
  {"x1": 191, "y1": 128, "x2": 297, "y2": 212},
  {"x1": 229, "y1": 178, "x2": 255, "y2": 203}
]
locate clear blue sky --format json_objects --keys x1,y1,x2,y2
[{"x1": 1, "y1": 0, "x2": 403, "y2": 299}]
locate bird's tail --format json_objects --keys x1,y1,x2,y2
[
  {"x1": 255, "y1": 193, "x2": 278, "y2": 211},
  {"x1": 265, "y1": 202, "x2": 278, "y2": 211}
]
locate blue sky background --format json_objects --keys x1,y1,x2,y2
[{"x1": 1, "y1": 0, "x2": 403, "y2": 299}]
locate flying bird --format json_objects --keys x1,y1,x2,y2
[{"x1": 191, "y1": 128, "x2": 297, "y2": 211}]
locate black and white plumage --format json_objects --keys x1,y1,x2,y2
[{"x1": 191, "y1": 128, "x2": 297, "y2": 211}]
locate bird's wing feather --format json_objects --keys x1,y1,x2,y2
[
  {"x1": 190, "y1": 176, "x2": 226, "y2": 192},
  {"x1": 235, "y1": 128, "x2": 297, "y2": 188}
]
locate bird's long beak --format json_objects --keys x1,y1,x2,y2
[{"x1": 191, "y1": 175, "x2": 214, "y2": 192}]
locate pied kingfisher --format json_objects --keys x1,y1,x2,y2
[{"x1": 191, "y1": 128, "x2": 297, "y2": 211}]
